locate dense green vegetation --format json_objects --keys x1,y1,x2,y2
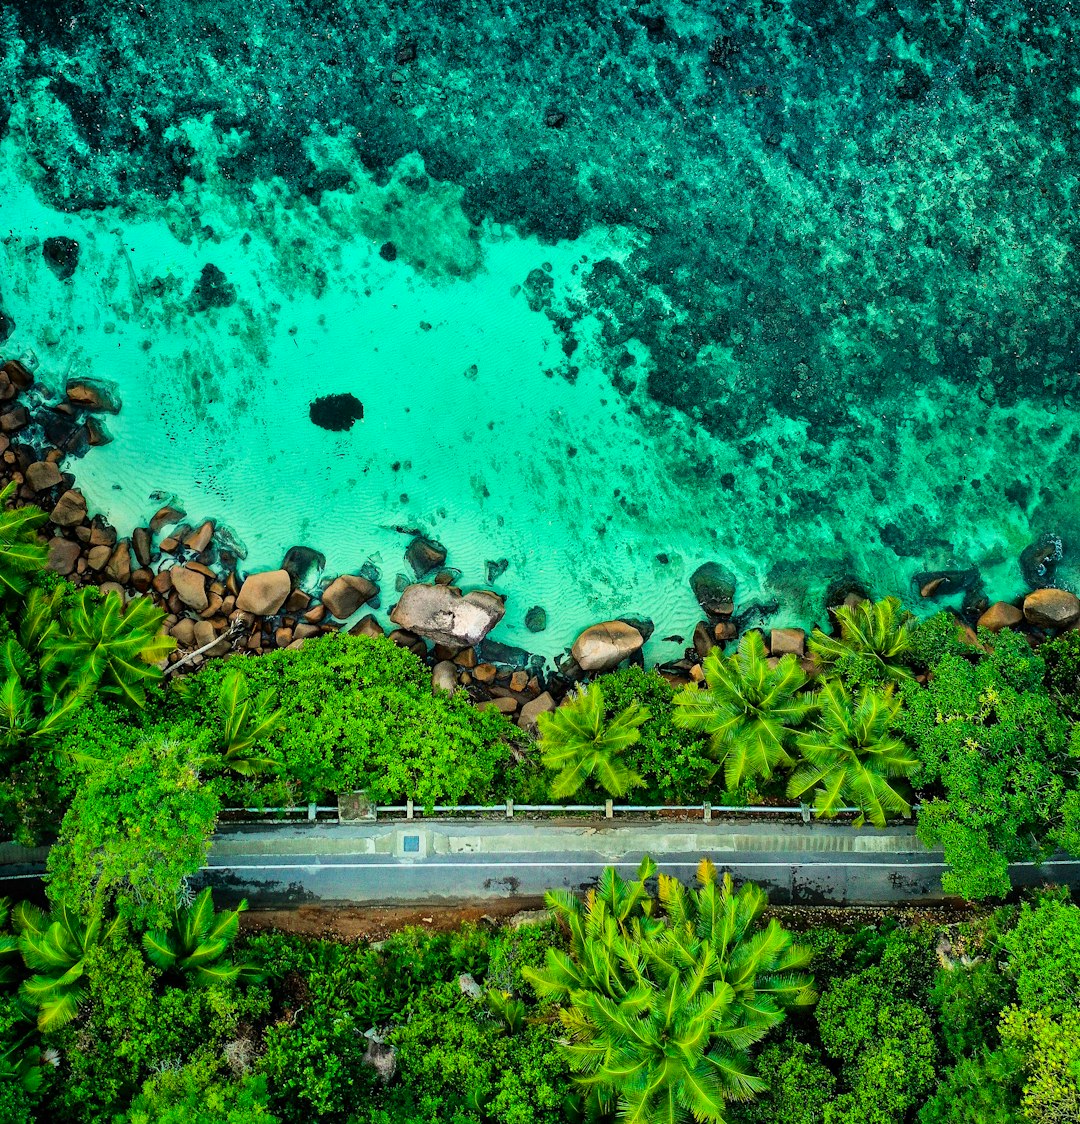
[
  {"x1": 0, "y1": 476, "x2": 1078, "y2": 900},
  {"x1": 0, "y1": 864, "x2": 1075, "y2": 1122},
  {"x1": 0, "y1": 482, "x2": 1075, "y2": 1117}
]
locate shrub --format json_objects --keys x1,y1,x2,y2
[{"x1": 596, "y1": 667, "x2": 714, "y2": 801}]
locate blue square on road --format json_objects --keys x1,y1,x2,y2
[{"x1": 403, "y1": 835, "x2": 420, "y2": 853}]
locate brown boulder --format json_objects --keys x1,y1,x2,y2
[
  {"x1": 405, "y1": 535, "x2": 447, "y2": 578},
  {"x1": 25, "y1": 461, "x2": 61, "y2": 492},
  {"x1": 104, "y1": 541, "x2": 132, "y2": 584},
  {"x1": 150, "y1": 506, "x2": 184, "y2": 534},
  {"x1": 349, "y1": 614, "x2": 385, "y2": 639},
  {"x1": 978, "y1": 601, "x2": 1024, "y2": 632},
  {"x1": 132, "y1": 527, "x2": 153, "y2": 568},
  {"x1": 50, "y1": 489, "x2": 87, "y2": 527},
  {"x1": 770, "y1": 628, "x2": 806, "y2": 657},
  {"x1": 389, "y1": 584, "x2": 505, "y2": 648},
  {"x1": 571, "y1": 620, "x2": 644, "y2": 672},
  {"x1": 184, "y1": 520, "x2": 214, "y2": 553},
  {"x1": 45, "y1": 537, "x2": 80, "y2": 576},
  {"x1": 171, "y1": 565, "x2": 209, "y2": 612},
  {"x1": 518, "y1": 691, "x2": 556, "y2": 730},
  {"x1": 86, "y1": 544, "x2": 110, "y2": 570},
  {"x1": 1023, "y1": 588, "x2": 1080, "y2": 629},
  {"x1": 321, "y1": 574, "x2": 378, "y2": 619},
  {"x1": 236, "y1": 569, "x2": 291, "y2": 616}
]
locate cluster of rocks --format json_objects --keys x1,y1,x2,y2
[{"x1": 6, "y1": 353, "x2": 1080, "y2": 732}]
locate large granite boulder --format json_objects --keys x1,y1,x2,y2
[
  {"x1": 171, "y1": 564, "x2": 209, "y2": 612},
  {"x1": 1023, "y1": 588, "x2": 1080, "y2": 629},
  {"x1": 50, "y1": 489, "x2": 87, "y2": 527},
  {"x1": 571, "y1": 620, "x2": 644, "y2": 672},
  {"x1": 236, "y1": 569, "x2": 292, "y2": 616},
  {"x1": 322, "y1": 574, "x2": 377, "y2": 619},
  {"x1": 389, "y1": 584, "x2": 504, "y2": 647}
]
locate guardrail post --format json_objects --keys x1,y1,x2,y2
[
  {"x1": 307, "y1": 803, "x2": 317, "y2": 823},
  {"x1": 605, "y1": 799, "x2": 613, "y2": 819},
  {"x1": 703, "y1": 801, "x2": 711, "y2": 824},
  {"x1": 800, "y1": 802, "x2": 811, "y2": 824},
  {"x1": 505, "y1": 799, "x2": 513, "y2": 819},
  {"x1": 406, "y1": 798, "x2": 414, "y2": 821}
]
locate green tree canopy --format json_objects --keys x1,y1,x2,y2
[
  {"x1": 787, "y1": 678, "x2": 918, "y2": 828},
  {"x1": 525, "y1": 856, "x2": 815, "y2": 1123},
  {"x1": 42, "y1": 588, "x2": 175, "y2": 708},
  {"x1": 899, "y1": 628, "x2": 1078, "y2": 898},
  {"x1": 142, "y1": 888, "x2": 260, "y2": 987},
  {"x1": 46, "y1": 736, "x2": 220, "y2": 926},
  {"x1": 674, "y1": 631, "x2": 814, "y2": 791},
  {"x1": 0, "y1": 483, "x2": 47, "y2": 604},
  {"x1": 537, "y1": 683, "x2": 647, "y2": 798},
  {"x1": 808, "y1": 596, "x2": 915, "y2": 686}
]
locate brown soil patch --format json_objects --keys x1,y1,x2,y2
[{"x1": 240, "y1": 897, "x2": 547, "y2": 942}]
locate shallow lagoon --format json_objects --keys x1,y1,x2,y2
[{"x1": 1, "y1": 1, "x2": 1078, "y2": 659}]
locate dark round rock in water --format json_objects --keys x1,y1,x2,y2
[
  {"x1": 525, "y1": 606, "x2": 547, "y2": 633},
  {"x1": 43, "y1": 236, "x2": 80, "y2": 280},
  {"x1": 0, "y1": 309, "x2": 13, "y2": 343},
  {"x1": 379, "y1": 242, "x2": 397, "y2": 261},
  {"x1": 309, "y1": 393, "x2": 364, "y2": 431}
]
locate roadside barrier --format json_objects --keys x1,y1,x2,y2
[{"x1": 218, "y1": 800, "x2": 902, "y2": 825}]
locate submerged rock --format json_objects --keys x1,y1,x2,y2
[
  {"x1": 189, "y1": 263, "x2": 236, "y2": 312},
  {"x1": 486, "y1": 558, "x2": 509, "y2": 583},
  {"x1": 0, "y1": 309, "x2": 14, "y2": 342},
  {"x1": 689, "y1": 562, "x2": 736, "y2": 616},
  {"x1": 405, "y1": 534, "x2": 447, "y2": 577},
  {"x1": 309, "y1": 393, "x2": 364, "y2": 432},
  {"x1": 389, "y1": 583, "x2": 505, "y2": 647},
  {"x1": 65, "y1": 378, "x2": 121, "y2": 414},
  {"x1": 525, "y1": 605, "x2": 547, "y2": 633},
  {"x1": 42, "y1": 236, "x2": 80, "y2": 280},
  {"x1": 571, "y1": 620, "x2": 644, "y2": 672},
  {"x1": 1020, "y1": 533, "x2": 1062, "y2": 590},
  {"x1": 282, "y1": 545, "x2": 326, "y2": 587}
]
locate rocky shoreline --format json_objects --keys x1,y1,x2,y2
[{"x1": 1, "y1": 352, "x2": 1078, "y2": 733}]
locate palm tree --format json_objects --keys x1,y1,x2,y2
[
  {"x1": 808, "y1": 596, "x2": 914, "y2": 685},
  {"x1": 0, "y1": 483, "x2": 47, "y2": 602},
  {"x1": 142, "y1": 888, "x2": 260, "y2": 986},
  {"x1": 537, "y1": 684, "x2": 647, "y2": 798},
  {"x1": 525, "y1": 856, "x2": 815, "y2": 1124},
  {"x1": 216, "y1": 667, "x2": 281, "y2": 776},
  {"x1": 15, "y1": 902, "x2": 120, "y2": 1031},
  {"x1": 786, "y1": 678, "x2": 918, "y2": 828},
  {"x1": 42, "y1": 588, "x2": 175, "y2": 707},
  {"x1": 0, "y1": 638, "x2": 83, "y2": 763},
  {"x1": 673, "y1": 631, "x2": 814, "y2": 791}
]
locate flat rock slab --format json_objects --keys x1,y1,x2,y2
[{"x1": 390, "y1": 583, "x2": 504, "y2": 648}]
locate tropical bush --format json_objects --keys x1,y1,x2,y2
[
  {"x1": 525, "y1": 856, "x2": 815, "y2": 1122},
  {"x1": 808, "y1": 596, "x2": 915, "y2": 686},
  {"x1": 787, "y1": 679, "x2": 917, "y2": 827},
  {"x1": 674, "y1": 631, "x2": 815, "y2": 790},
  {"x1": 536, "y1": 683, "x2": 647, "y2": 798},
  {"x1": 899, "y1": 629, "x2": 1079, "y2": 899}
]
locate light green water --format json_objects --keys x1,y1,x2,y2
[{"x1": 1, "y1": 0, "x2": 1078, "y2": 660}]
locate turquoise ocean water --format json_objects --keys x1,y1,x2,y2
[{"x1": 1, "y1": 1, "x2": 1078, "y2": 660}]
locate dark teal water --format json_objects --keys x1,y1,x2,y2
[{"x1": 0, "y1": 1, "x2": 1077, "y2": 654}]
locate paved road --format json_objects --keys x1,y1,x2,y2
[
  {"x1": 5, "y1": 821, "x2": 1079, "y2": 906},
  {"x1": 192, "y1": 821, "x2": 1080, "y2": 906}
]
